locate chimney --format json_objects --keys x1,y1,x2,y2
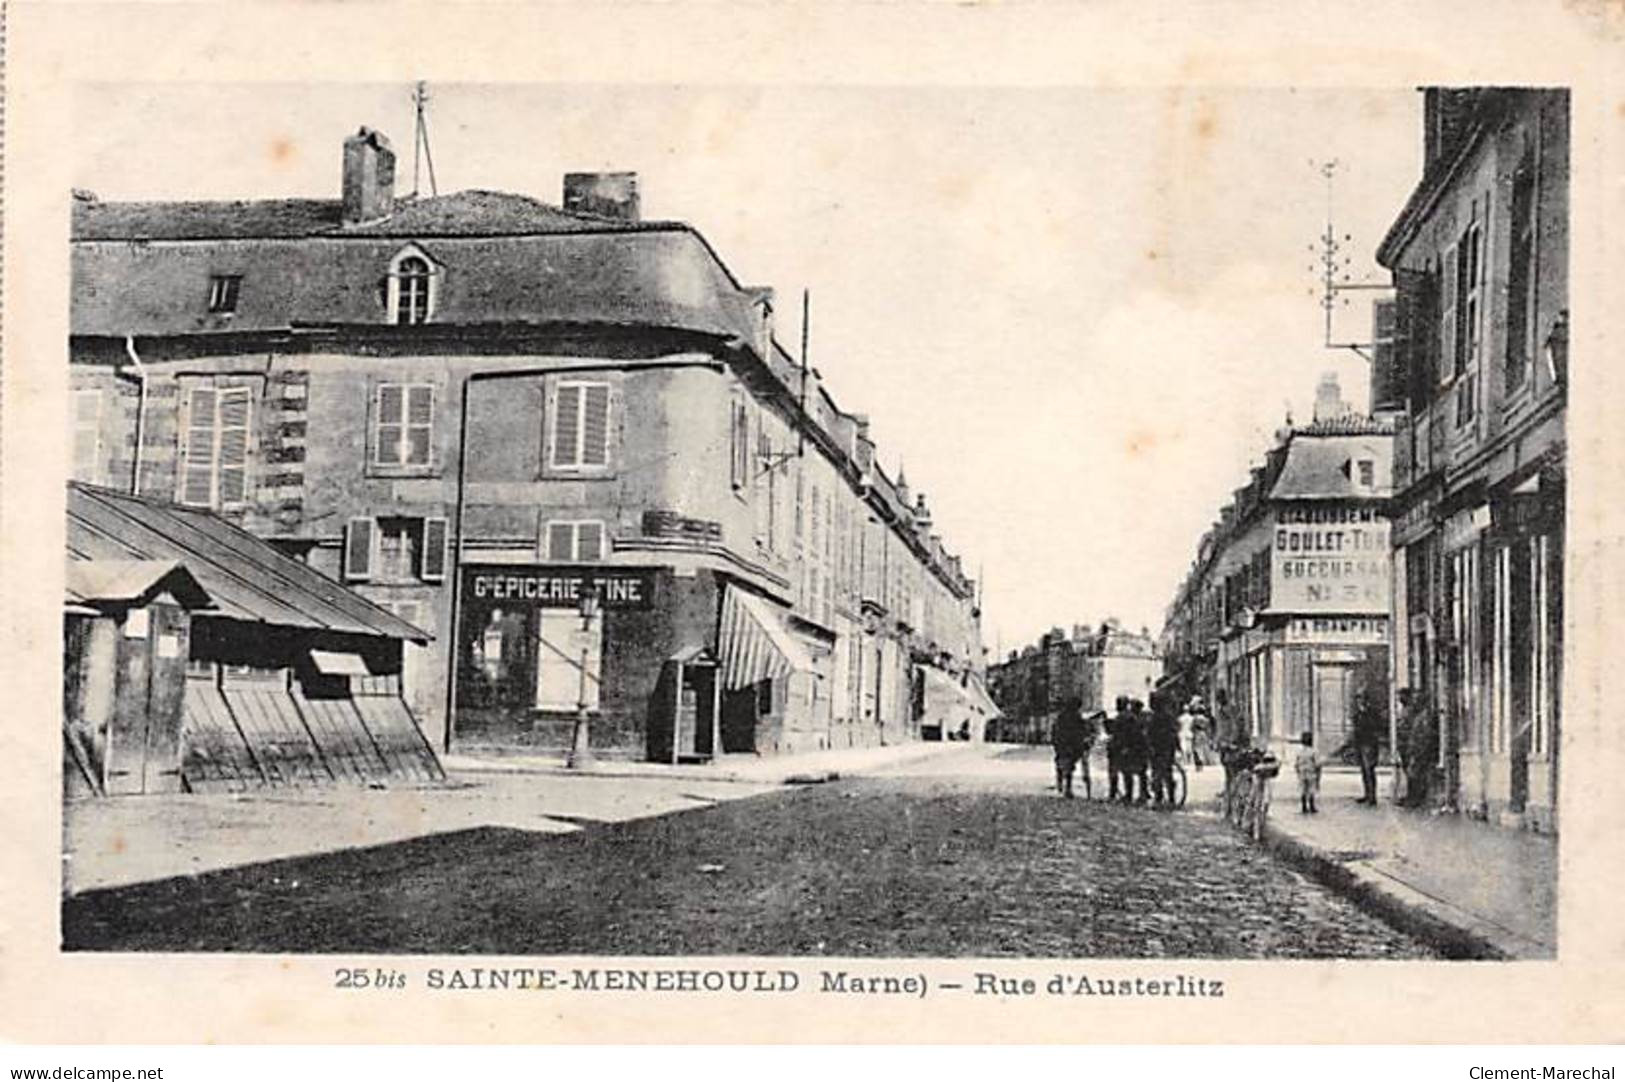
[
  {"x1": 342, "y1": 128, "x2": 396, "y2": 225},
  {"x1": 913, "y1": 493, "x2": 932, "y2": 530},
  {"x1": 563, "y1": 172, "x2": 641, "y2": 222},
  {"x1": 1313, "y1": 371, "x2": 1348, "y2": 423},
  {"x1": 851, "y1": 415, "x2": 875, "y2": 478}
]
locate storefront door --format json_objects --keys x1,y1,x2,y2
[{"x1": 1313, "y1": 664, "x2": 1351, "y2": 757}]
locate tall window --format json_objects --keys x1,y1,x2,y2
[
  {"x1": 729, "y1": 399, "x2": 751, "y2": 490},
  {"x1": 375, "y1": 383, "x2": 435, "y2": 467},
  {"x1": 545, "y1": 520, "x2": 606, "y2": 562},
  {"x1": 180, "y1": 385, "x2": 252, "y2": 509},
  {"x1": 1453, "y1": 205, "x2": 1487, "y2": 428},
  {"x1": 344, "y1": 516, "x2": 447, "y2": 583},
  {"x1": 550, "y1": 380, "x2": 612, "y2": 470},
  {"x1": 1506, "y1": 156, "x2": 1537, "y2": 391},
  {"x1": 393, "y1": 256, "x2": 431, "y2": 325}
]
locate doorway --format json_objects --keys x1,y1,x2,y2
[{"x1": 1313, "y1": 663, "x2": 1352, "y2": 758}]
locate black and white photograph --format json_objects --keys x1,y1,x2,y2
[
  {"x1": 2, "y1": 0, "x2": 1621, "y2": 1056},
  {"x1": 52, "y1": 79, "x2": 1566, "y2": 963}
]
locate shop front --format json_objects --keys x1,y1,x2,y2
[{"x1": 451, "y1": 565, "x2": 833, "y2": 761}]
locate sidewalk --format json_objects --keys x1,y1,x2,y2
[
  {"x1": 1256, "y1": 771, "x2": 1557, "y2": 959},
  {"x1": 63, "y1": 739, "x2": 973, "y2": 895}
]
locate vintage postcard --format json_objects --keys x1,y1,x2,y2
[{"x1": 2, "y1": 0, "x2": 1622, "y2": 1047}]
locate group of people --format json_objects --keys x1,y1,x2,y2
[{"x1": 1050, "y1": 691, "x2": 1194, "y2": 807}]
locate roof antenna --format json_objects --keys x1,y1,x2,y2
[
  {"x1": 412, "y1": 81, "x2": 439, "y2": 198},
  {"x1": 1307, "y1": 158, "x2": 1386, "y2": 361}
]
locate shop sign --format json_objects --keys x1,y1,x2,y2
[
  {"x1": 1442, "y1": 505, "x2": 1491, "y2": 552},
  {"x1": 1287, "y1": 616, "x2": 1388, "y2": 645},
  {"x1": 462, "y1": 565, "x2": 657, "y2": 609},
  {"x1": 1272, "y1": 503, "x2": 1391, "y2": 612}
]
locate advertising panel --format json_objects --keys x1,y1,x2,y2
[{"x1": 1271, "y1": 504, "x2": 1390, "y2": 612}]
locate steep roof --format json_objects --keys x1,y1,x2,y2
[
  {"x1": 1269, "y1": 428, "x2": 1394, "y2": 502},
  {"x1": 66, "y1": 482, "x2": 428, "y2": 642},
  {"x1": 70, "y1": 189, "x2": 754, "y2": 340}
]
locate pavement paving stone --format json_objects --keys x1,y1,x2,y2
[{"x1": 63, "y1": 745, "x2": 1438, "y2": 958}]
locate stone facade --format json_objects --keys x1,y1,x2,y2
[
  {"x1": 68, "y1": 127, "x2": 985, "y2": 761},
  {"x1": 1378, "y1": 88, "x2": 1567, "y2": 832}
]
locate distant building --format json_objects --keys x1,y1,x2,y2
[
  {"x1": 986, "y1": 620, "x2": 1159, "y2": 743},
  {"x1": 1376, "y1": 88, "x2": 1566, "y2": 831},
  {"x1": 67, "y1": 126, "x2": 987, "y2": 763},
  {"x1": 1162, "y1": 374, "x2": 1394, "y2": 759}
]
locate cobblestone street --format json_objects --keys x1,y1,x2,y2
[{"x1": 63, "y1": 747, "x2": 1437, "y2": 958}]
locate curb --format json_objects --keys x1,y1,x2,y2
[
  {"x1": 443, "y1": 740, "x2": 972, "y2": 787},
  {"x1": 1258, "y1": 822, "x2": 1514, "y2": 960}
]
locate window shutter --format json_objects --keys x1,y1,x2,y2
[
  {"x1": 1438, "y1": 249, "x2": 1457, "y2": 386},
  {"x1": 180, "y1": 387, "x2": 218, "y2": 506},
  {"x1": 421, "y1": 517, "x2": 449, "y2": 581},
  {"x1": 578, "y1": 522, "x2": 605, "y2": 562},
  {"x1": 376, "y1": 384, "x2": 404, "y2": 465},
  {"x1": 552, "y1": 383, "x2": 582, "y2": 467},
  {"x1": 581, "y1": 384, "x2": 610, "y2": 467},
  {"x1": 216, "y1": 387, "x2": 252, "y2": 506},
  {"x1": 546, "y1": 522, "x2": 574, "y2": 561},
  {"x1": 345, "y1": 517, "x2": 376, "y2": 581},
  {"x1": 72, "y1": 390, "x2": 102, "y2": 483},
  {"x1": 729, "y1": 400, "x2": 745, "y2": 488},
  {"x1": 406, "y1": 385, "x2": 435, "y2": 466}
]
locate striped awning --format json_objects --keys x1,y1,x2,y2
[
  {"x1": 718, "y1": 587, "x2": 817, "y2": 690},
  {"x1": 965, "y1": 676, "x2": 1002, "y2": 718}
]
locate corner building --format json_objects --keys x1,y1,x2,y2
[
  {"x1": 1376, "y1": 89, "x2": 1567, "y2": 831},
  {"x1": 1162, "y1": 375, "x2": 1394, "y2": 759},
  {"x1": 68, "y1": 128, "x2": 986, "y2": 761}
]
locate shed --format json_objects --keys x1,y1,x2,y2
[{"x1": 65, "y1": 482, "x2": 442, "y2": 794}]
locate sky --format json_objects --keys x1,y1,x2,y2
[{"x1": 74, "y1": 83, "x2": 1422, "y2": 654}]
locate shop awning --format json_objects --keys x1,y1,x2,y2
[
  {"x1": 310, "y1": 649, "x2": 372, "y2": 676},
  {"x1": 718, "y1": 586, "x2": 817, "y2": 690},
  {"x1": 921, "y1": 666, "x2": 971, "y2": 719},
  {"x1": 965, "y1": 676, "x2": 1002, "y2": 718}
]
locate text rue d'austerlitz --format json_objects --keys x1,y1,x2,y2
[{"x1": 334, "y1": 966, "x2": 1225, "y2": 1000}]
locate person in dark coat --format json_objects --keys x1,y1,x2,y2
[
  {"x1": 1147, "y1": 692, "x2": 1182, "y2": 807},
  {"x1": 1051, "y1": 697, "x2": 1090, "y2": 799},
  {"x1": 1115, "y1": 698, "x2": 1150, "y2": 804},
  {"x1": 1351, "y1": 688, "x2": 1386, "y2": 804},
  {"x1": 1105, "y1": 696, "x2": 1129, "y2": 802}
]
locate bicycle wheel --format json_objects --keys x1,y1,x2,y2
[{"x1": 1171, "y1": 761, "x2": 1188, "y2": 809}]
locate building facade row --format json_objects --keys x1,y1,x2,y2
[
  {"x1": 68, "y1": 127, "x2": 990, "y2": 763},
  {"x1": 1163, "y1": 87, "x2": 1567, "y2": 836}
]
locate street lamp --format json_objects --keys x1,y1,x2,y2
[{"x1": 566, "y1": 583, "x2": 601, "y2": 770}]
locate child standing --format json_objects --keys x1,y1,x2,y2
[{"x1": 1294, "y1": 731, "x2": 1322, "y2": 814}]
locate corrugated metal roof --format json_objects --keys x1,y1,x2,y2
[{"x1": 66, "y1": 483, "x2": 429, "y2": 642}]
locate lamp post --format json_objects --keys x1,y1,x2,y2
[{"x1": 566, "y1": 584, "x2": 600, "y2": 770}]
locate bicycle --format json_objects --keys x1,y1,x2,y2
[{"x1": 1220, "y1": 747, "x2": 1278, "y2": 841}]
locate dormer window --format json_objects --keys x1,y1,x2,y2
[
  {"x1": 388, "y1": 246, "x2": 438, "y2": 325},
  {"x1": 207, "y1": 274, "x2": 242, "y2": 314}
]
